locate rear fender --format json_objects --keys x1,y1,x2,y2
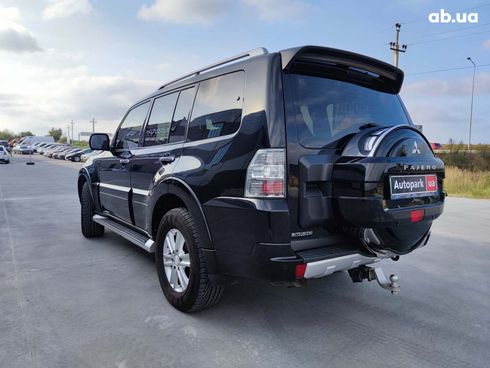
[{"x1": 149, "y1": 177, "x2": 222, "y2": 282}]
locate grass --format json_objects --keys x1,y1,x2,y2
[{"x1": 444, "y1": 166, "x2": 490, "y2": 199}]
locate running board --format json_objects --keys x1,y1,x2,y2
[{"x1": 93, "y1": 215, "x2": 155, "y2": 253}]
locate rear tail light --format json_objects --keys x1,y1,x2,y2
[{"x1": 245, "y1": 149, "x2": 286, "y2": 198}]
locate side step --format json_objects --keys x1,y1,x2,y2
[{"x1": 93, "y1": 215, "x2": 155, "y2": 253}]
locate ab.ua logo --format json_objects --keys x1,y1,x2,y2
[{"x1": 428, "y1": 9, "x2": 478, "y2": 24}]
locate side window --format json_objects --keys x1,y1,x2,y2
[
  {"x1": 115, "y1": 102, "x2": 150, "y2": 152},
  {"x1": 144, "y1": 93, "x2": 178, "y2": 146},
  {"x1": 187, "y1": 72, "x2": 244, "y2": 142},
  {"x1": 170, "y1": 87, "x2": 196, "y2": 143}
]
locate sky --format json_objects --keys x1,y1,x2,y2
[{"x1": 0, "y1": 0, "x2": 489, "y2": 143}]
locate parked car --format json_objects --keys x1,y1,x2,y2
[
  {"x1": 0, "y1": 140, "x2": 10, "y2": 152},
  {"x1": 51, "y1": 147, "x2": 74, "y2": 159},
  {"x1": 78, "y1": 46, "x2": 445, "y2": 312},
  {"x1": 80, "y1": 150, "x2": 102, "y2": 162},
  {"x1": 0, "y1": 146, "x2": 10, "y2": 164},
  {"x1": 38, "y1": 143, "x2": 60, "y2": 154},
  {"x1": 32, "y1": 142, "x2": 50, "y2": 152},
  {"x1": 430, "y1": 142, "x2": 443, "y2": 151},
  {"x1": 66, "y1": 148, "x2": 92, "y2": 162},
  {"x1": 45, "y1": 145, "x2": 69, "y2": 158},
  {"x1": 20, "y1": 136, "x2": 55, "y2": 146},
  {"x1": 57, "y1": 148, "x2": 82, "y2": 160},
  {"x1": 13, "y1": 144, "x2": 33, "y2": 154}
]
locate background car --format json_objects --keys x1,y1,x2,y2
[
  {"x1": 58, "y1": 148, "x2": 82, "y2": 160},
  {"x1": 430, "y1": 142, "x2": 443, "y2": 151},
  {"x1": 0, "y1": 146, "x2": 10, "y2": 164},
  {"x1": 13, "y1": 144, "x2": 33, "y2": 154},
  {"x1": 66, "y1": 148, "x2": 92, "y2": 162},
  {"x1": 81, "y1": 150, "x2": 102, "y2": 162},
  {"x1": 38, "y1": 143, "x2": 60, "y2": 154},
  {"x1": 0, "y1": 140, "x2": 10, "y2": 153},
  {"x1": 44, "y1": 145, "x2": 69, "y2": 158}
]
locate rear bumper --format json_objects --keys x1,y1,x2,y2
[
  {"x1": 337, "y1": 197, "x2": 444, "y2": 227},
  {"x1": 202, "y1": 196, "x2": 384, "y2": 282}
]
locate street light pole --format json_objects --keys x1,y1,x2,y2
[
  {"x1": 466, "y1": 57, "x2": 476, "y2": 151},
  {"x1": 90, "y1": 118, "x2": 97, "y2": 133}
]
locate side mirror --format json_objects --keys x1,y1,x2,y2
[{"x1": 89, "y1": 133, "x2": 110, "y2": 151}]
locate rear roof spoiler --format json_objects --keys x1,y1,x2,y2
[{"x1": 280, "y1": 46, "x2": 404, "y2": 93}]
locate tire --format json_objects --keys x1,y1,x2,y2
[
  {"x1": 74, "y1": 156, "x2": 81, "y2": 162},
  {"x1": 155, "y1": 208, "x2": 223, "y2": 312},
  {"x1": 80, "y1": 182, "x2": 104, "y2": 238}
]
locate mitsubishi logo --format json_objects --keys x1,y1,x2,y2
[{"x1": 412, "y1": 141, "x2": 421, "y2": 155}]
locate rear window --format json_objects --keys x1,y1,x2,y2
[{"x1": 287, "y1": 74, "x2": 409, "y2": 149}]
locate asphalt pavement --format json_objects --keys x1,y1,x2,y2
[{"x1": 1, "y1": 154, "x2": 489, "y2": 368}]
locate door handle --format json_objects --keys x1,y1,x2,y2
[
  {"x1": 159, "y1": 155, "x2": 175, "y2": 165},
  {"x1": 119, "y1": 158, "x2": 130, "y2": 165}
]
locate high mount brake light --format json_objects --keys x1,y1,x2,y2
[{"x1": 245, "y1": 149, "x2": 286, "y2": 198}]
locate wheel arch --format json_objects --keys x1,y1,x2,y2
[
  {"x1": 150, "y1": 177, "x2": 221, "y2": 282},
  {"x1": 77, "y1": 168, "x2": 93, "y2": 203},
  {"x1": 150, "y1": 177, "x2": 213, "y2": 248}
]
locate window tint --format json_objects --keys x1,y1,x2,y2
[
  {"x1": 170, "y1": 87, "x2": 196, "y2": 143},
  {"x1": 288, "y1": 74, "x2": 409, "y2": 148},
  {"x1": 144, "y1": 93, "x2": 178, "y2": 146},
  {"x1": 187, "y1": 72, "x2": 244, "y2": 142},
  {"x1": 115, "y1": 102, "x2": 150, "y2": 151}
]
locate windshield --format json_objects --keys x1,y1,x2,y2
[{"x1": 287, "y1": 74, "x2": 410, "y2": 149}]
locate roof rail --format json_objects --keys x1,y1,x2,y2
[{"x1": 158, "y1": 47, "x2": 268, "y2": 90}]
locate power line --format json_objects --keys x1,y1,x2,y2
[
  {"x1": 407, "y1": 21, "x2": 490, "y2": 43},
  {"x1": 408, "y1": 28, "x2": 490, "y2": 45},
  {"x1": 407, "y1": 62, "x2": 490, "y2": 75}
]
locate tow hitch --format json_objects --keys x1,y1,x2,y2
[{"x1": 348, "y1": 266, "x2": 400, "y2": 294}]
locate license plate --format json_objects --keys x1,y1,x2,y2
[{"x1": 390, "y1": 174, "x2": 438, "y2": 199}]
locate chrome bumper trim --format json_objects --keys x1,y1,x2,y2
[{"x1": 304, "y1": 253, "x2": 385, "y2": 279}]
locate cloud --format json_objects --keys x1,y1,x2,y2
[
  {"x1": 0, "y1": 52, "x2": 159, "y2": 135},
  {"x1": 403, "y1": 73, "x2": 490, "y2": 97},
  {"x1": 401, "y1": 74, "x2": 490, "y2": 143},
  {"x1": 482, "y1": 39, "x2": 490, "y2": 50},
  {"x1": 138, "y1": 0, "x2": 229, "y2": 25},
  {"x1": 42, "y1": 0, "x2": 93, "y2": 20},
  {"x1": 0, "y1": 28, "x2": 42, "y2": 53},
  {"x1": 0, "y1": 5, "x2": 22, "y2": 23},
  {"x1": 0, "y1": 5, "x2": 42, "y2": 53},
  {"x1": 242, "y1": 0, "x2": 311, "y2": 22}
]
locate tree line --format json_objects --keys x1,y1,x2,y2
[{"x1": 0, "y1": 128, "x2": 63, "y2": 142}]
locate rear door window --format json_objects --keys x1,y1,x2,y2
[
  {"x1": 144, "y1": 93, "x2": 179, "y2": 146},
  {"x1": 187, "y1": 72, "x2": 244, "y2": 142}
]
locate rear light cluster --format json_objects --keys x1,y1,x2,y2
[{"x1": 245, "y1": 149, "x2": 286, "y2": 198}]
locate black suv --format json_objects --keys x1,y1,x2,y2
[{"x1": 79, "y1": 46, "x2": 445, "y2": 312}]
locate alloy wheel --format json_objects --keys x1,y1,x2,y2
[{"x1": 163, "y1": 228, "x2": 190, "y2": 293}]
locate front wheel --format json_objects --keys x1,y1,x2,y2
[{"x1": 155, "y1": 208, "x2": 223, "y2": 312}]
